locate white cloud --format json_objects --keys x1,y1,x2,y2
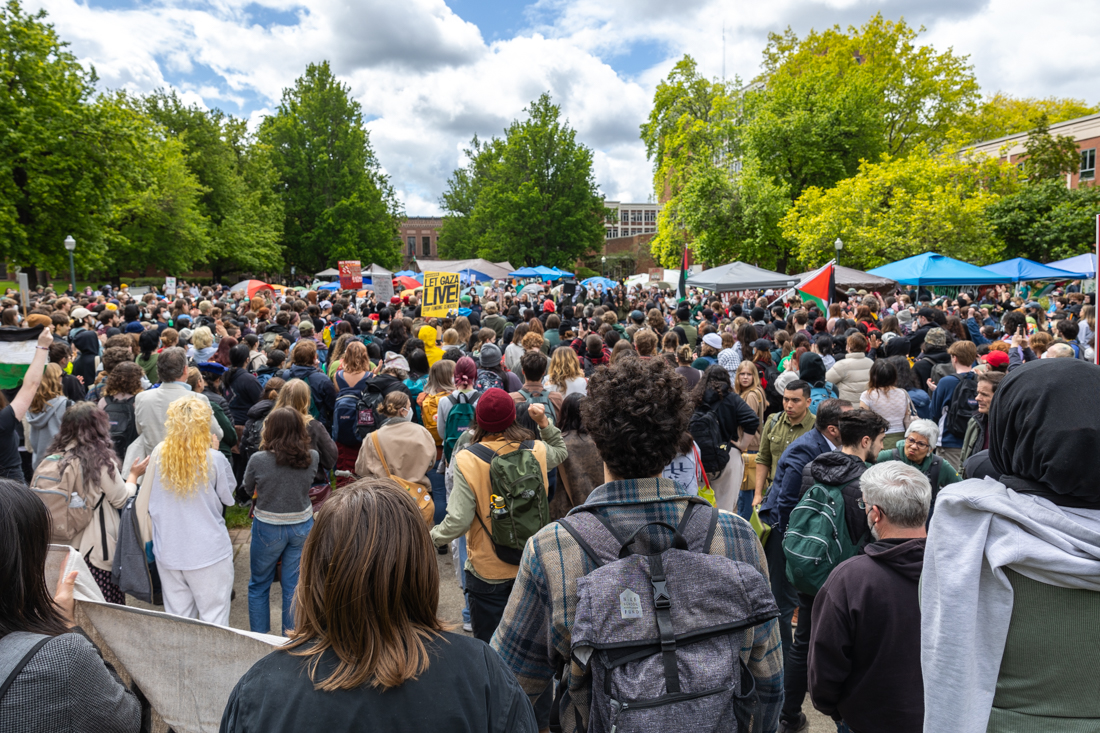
[{"x1": 27, "y1": 0, "x2": 1100, "y2": 219}]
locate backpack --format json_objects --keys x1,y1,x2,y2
[
  {"x1": 29, "y1": 456, "x2": 94, "y2": 544},
  {"x1": 581, "y1": 356, "x2": 600, "y2": 378},
  {"x1": 103, "y1": 394, "x2": 137, "y2": 462},
  {"x1": 688, "y1": 407, "x2": 730, "y2": 475},
  {"x1": 442, "y1": 392, "x2": 477, "y2": 463},
  {"x1": 474, "y1": 369, "x2": 505, "y2": 392},
  {"x1": 351, "y1": 381, "x2": 387, "y2": 441},
  {"x1": 783, "y1": 477, "x2": 868, "y2": 596},
  {"x1": 370, "y1": 432, "x2": 434, "y2": 525},
  {"x1": 930, "y1": 361, "x2": 956, "y2": 385},
  {"x1": 519, "y1": 387, "x2": 557, "y2": 424},
  {"x1": 466, "y1": 440, "x2": 549, "y2": 565},
  {"x1": 240, "y1": 413, "x2": 266, "y2": 466},
  {"x1": 944, "y1": 372, "x2": 979, "y2": 440},
  {"x1": 555, "y1": 500, "x2": 778, "y2": 733},
  {"x1": 420, "y1": 392, "x2": 445, "y2": 445},
  {"x1": 808, "y1": 382, "x2": 837, "y2": 415}
]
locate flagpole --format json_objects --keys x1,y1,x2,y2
[{"x1": 768, "y1": 259, "x2": 836, "y2": 308}]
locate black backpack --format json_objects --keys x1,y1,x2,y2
[
  {"x1": 240, "y1": 414, "x2": 266, "y2": 467},
  {"x1": 103, "y1": 394, "x2": 137, "y2": 462},
  {"x1": 353, "y1": 381, "x2": 387, "y2": 440},
  {"x1": 945, "y1": 372, "x2": 979, "y2": 439},
  {"x1": 688, "y1": 406, "x2": 730, "y2": 474}
]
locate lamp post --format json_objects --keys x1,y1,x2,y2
[
  {"x1": 601, "y1": 256, "x2": 607, "y2": 278},
  {"x1": 834, "y1": 237, "x2": 844, "y2": 267},
  {"x1": 63, "y1": 235, "x2": 76, "y2": 295}
]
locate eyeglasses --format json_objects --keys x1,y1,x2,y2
[
  {"x1": 857, "y1": 499, "x2": 873, "y2": 511},
  {"x1": 904, "y1": 437, "x2": 930, "y2": 450}
]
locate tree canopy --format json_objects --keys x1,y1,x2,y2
[{"x1": 986, "y1": 178, "x2": 1100, "y2": 263}]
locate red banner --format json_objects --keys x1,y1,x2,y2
[{"x1": 338, "y1": 260, "x2": 362, "y2": 290}]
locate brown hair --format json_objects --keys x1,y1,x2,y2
[
  {"x1": 260, "y1": 408, "x2": 314, "y2": 469},
  {"x1": 160, "y1": 327, "x2": 179, "y2": 348},
  {"x1": 286, "y1": 479, "x2": 448, "y2": 690},
  {"x1": 292, "y1": 340, "x2": 317, "y2": 366},
  {"x1": 634, "y1": 330, "x2": 658, "y2": 356},
  {"x1": 947, "y1": 339, "x2": 977, "y2": 367},
  {"x1": 521, "y1": 331, "x2": 544, "y2": 351},
  {"x1": 377, "y1": 391, "x2": 410, "y2": 418},
  {"x1": 341, "y1": 341, "x2": 369, "y2": 373},
  {"x1": 274, "y1": 379, "x2": 313, "y2": 420},
  {"x1": 261, "y1": 377, "x2": 285, "y2": 402},
  {"x1": 30, "y1": 364, "x2": 63, "y2": 414},
  {"x1": 847, "y1": 333, "x2": 868, "y2": 353},
  {"x1": 104, "y1": 362, "x2": 145, "y2": 397}
]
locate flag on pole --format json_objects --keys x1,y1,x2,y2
[
  {"x1": 0, "y1": 326, "x2": 43, "y2": 389},
  {"x1": 677, "y1": 247, "x2": 689, "y2": 302},
  {"x1": 794, "y1": 262, "x2": 835, "y2": 313}
]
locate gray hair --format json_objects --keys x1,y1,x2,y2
[
  {"x1": 905, "y1": 418, "x2": 939, "y2": 448},
  {"x1": 860, "y1": 461, "x2": 931, "y2": 528},
  {"x1": 156, "y1": 347, "x2": 188, "y2": 383},
  {"x1": 1047, "y1": 343, "x2": 1075, "y2": 359}
]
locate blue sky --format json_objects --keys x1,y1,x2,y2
[{"x1": 31, "y1": 0, "x2": 1100, "y2": 214}]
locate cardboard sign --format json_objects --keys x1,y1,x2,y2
[
  {"x1": 16, "y1": 272, "x2": 29, "y2": 316},
  {"x1": 373, "y1": 269, "x2": 394, "y2": 304},
  {"x1": 164, "y1": 277, "x2": 176, "y2": 297},
  {"x1": 648, "y1": 268, "x2": 663, "y2": 282},
  {"x1": 338, "y1": 260, "x2": 362, "y2": 290},
  {"x1": 421, "y1": 271, "x2": 461, "y2": 317}
]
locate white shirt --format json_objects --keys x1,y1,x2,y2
[
  {"x1": 147, "y1": 445, "x2": 235, "y2": 571},
  {"x1": 543, "y1": 375, "x2": 587, "y2": 397},
  {"x1": 662, "y1": 443, "x2": 702, "y2": 496}
]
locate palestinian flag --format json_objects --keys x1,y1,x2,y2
[
  {"x1": 0, "y1": 326, "x2": 43, "y2": 389},
  {"x1": 795, "y1": 263, "x2": 834, "y2": 313},
  {"x1": 677, "y1": 247, "x2": 689, "y2": 302}
]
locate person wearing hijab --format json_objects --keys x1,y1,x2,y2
[
  {"x1": 921, "y1": 359, "x2": 1100, "y2": 733},
  {"x1": 418, "y1": 325, "x2": 444, "y2": 367},
  {"x1": 70, "y1": 329, "x2": 101, "y2": 388}
]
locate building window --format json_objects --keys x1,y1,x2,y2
[
  {"x1": 407, "y1": 236, "x2": 415, "y2": 255},
  {"x1": 422, "y1": 236, "x2": 431, "y2": 257},
  {"x1": 644, "y1": 210, "x2": 656, "y2": 224},
  {"x1": 1081, "y1": 148, "x2": 1096, "y2": 180}
]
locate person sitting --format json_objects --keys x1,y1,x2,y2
[
  {"x1": 220, "y1": 479, "x2": 537, "y2": 733},
  {"x1": 808, "y1": 461, "x2": 930, "y2": 733},
  {"x1": 921, "y1": 359, "x2": 1100, "y2": 733},
  {"x1": 0, "y1": 478, "x2": 141, "y2": 731}
]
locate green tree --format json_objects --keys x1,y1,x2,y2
[
  {"x1": 440, "y1": 94, "x2": 606, "y2": 268},
  {"x1": 986, "y1": 178, "x2": 1100, "y2": 262},
  {"x1": 259, "y1": 61, "x2": 401, "y2": 273},
  {"x1": 1019, "y1": 114, "x2": 1081, "y2": 182},
  {"x1": 437, "y1": 135, "x2": 502, "y2": 260},
  {"x1": 143, "y1": 90, "x2": 283, "y2": 280},
  {"x1": 0, "y1": 0, "x2": 111, "y2": 277},
  {"x1": 781, "y1": 147, "x2": 1020, "y2": 269},
  {"x1": 952, "y1": 93, "x2": 1098, "y2": 145}
]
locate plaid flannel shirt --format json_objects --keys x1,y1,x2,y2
[{"x1": 491, "y1": 477, "x2": 783, "y2": 733}]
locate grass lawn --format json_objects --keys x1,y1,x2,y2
[{"x1": 224, "y1": 504, "x2": 253, "y2": 530}]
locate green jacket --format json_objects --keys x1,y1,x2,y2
[
  {"x1": 960, "y1": 414, "x2": 987, "y2": 469},
  {"x1": 875, "y1": 448, "x2": 961, "y2": 490},
  {"x1": 757, "y1": 410, "x2": 816, "y2": 485}
]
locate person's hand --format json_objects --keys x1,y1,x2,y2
[
  {"x1": 210, "y1": 433, "x2": 220, "y2": 450},
  {"x1": 527, "y1": 403, "x2": 550, "y2": 429},
  {"x1": 926, "y1": 377, "x2": 937, "y2": 392},
  {"x1": 75, "y1": 375, "x2": 84, "y2": 385},
  {"x1": 127, "y1": 456, "x2": 150, "y2": 483},
  {"x1": 36, "y1": 325, "x2": 53, "y2": 349},
  {"x1": 752, "y1": 491, "x2": 764, "y2": 508},
  {"x1": 53, "y1": 555, "x2": 78, "y2": 628}
]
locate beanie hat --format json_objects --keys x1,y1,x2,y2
[
  {"x1": 751, "y1": 307, "x2": 766, "y2": 322},
  {"x1": 924, "y1": 327, "x2": 947, "y2": 347},
  {"x1": 125, "y1": 321, "x2": 145, "y2": 333},
  {"x1": 25, "y1": 314, "x2": 52, "y2": 329},
  {"x1": 543, "y1": 299, "x2": 556, "y2": 313},
  {"x1": 454, "y1": 355, "x2": 478, "y2": 387},
  {"x1": 475, "y1": 387, "x2": 516, "y2": 433},
  {"x1": 479, "y1": 343, "x2": 503, "y2": 369}
]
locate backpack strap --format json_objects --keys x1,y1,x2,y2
[
  {"x1": 0, "y1": 633, "x2": 52, "y2": 704},
  {"x1": 466, "y1": 443, "x2": 496, "y2": 464}
]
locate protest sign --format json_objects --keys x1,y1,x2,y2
[
  {"x1": 165, "y1": 276, "x2": 176, "y2": 297},
  {"x1": 422, "y1": 271, "x2": 461, "y2": 317},
  {"x1": 338, "y1": 260, "x2": 362, "y2": 290},
  {"x1": 373, "y1": 269, "x2": 394, "y2": 304}
]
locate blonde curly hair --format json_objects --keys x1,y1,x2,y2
[{"x1": 157, "y1": 395, "x2": 212, "y2": 495}]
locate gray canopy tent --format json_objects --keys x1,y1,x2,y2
[
  {"x1": 793, "y1": 264, "x2": 897, "y2": 297},
  {"x1": 686, "y1": 262, "x2": 800, "y2": 292}
]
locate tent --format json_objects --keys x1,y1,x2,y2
[
  {"x1": 981, "y1": 258, "x2": 1081, "y2": 282},
  {"x1": 532, "y1": 266, "x2": 562, "y2": 280},
  {"x1": 867, "y1": 253, "x2": 1013, "y2": 286},
  {"x1": 394, "y1": 275, "x2": 422, "y2": 291},
  {"x1": 228, "y1": 280, "x2": 273, "y2": 298},
  {"x1": 552, "y1": 266, "x2": 574, "y2": 278},
  {"x1": 795, "y1": 264, "x2": 896, "y2": 293},
  {"x1": 686, "y1": 262, "x2": 800, "y2": 292},
  {"x1": 1047, "y1": 253, "x2": 1097, "y2": 279},
  {"x1": 395, "y1": 270, "x2": 417, "y2": 278},
  {"x1": 316, "y1": 281, "x2": 340, "y2": 291},
  {"x1": 314, "y1": 268, "x2": 340, "y2": 279},
  {"x1": 418, "y1": 258, "x2": 514, "y2": 281},
  {"x1": 581, "y1": 276, "x2": 617, "y2": 290},
  {"x1": 509, "y1": 267, "x2": 541, "y2": 278}
]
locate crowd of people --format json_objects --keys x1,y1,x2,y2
[{"x1": 0, "y1": 274, "x2": 1097, "y2": 733}]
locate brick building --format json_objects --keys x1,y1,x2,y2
[
  {"x1": 399, "y1": 217, "x2": 443, "y2": 266},
  {"x1": 966, "y1": 112, "x2": 1100, "y2": 188}
]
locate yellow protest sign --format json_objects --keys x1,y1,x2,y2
[{"x1": 421, "y1": 271, "x2": 461, "y2": 318}]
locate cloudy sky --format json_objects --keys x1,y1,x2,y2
[{"x1": 30, "y1": 0, "x2": 1099, "y2": 215}]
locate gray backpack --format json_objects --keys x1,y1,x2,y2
[{"x1": 557, "y1": 500, "x2": 779, "y2": 733}]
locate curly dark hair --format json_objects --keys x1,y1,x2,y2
[
  {"x1": 260, "y1": 407, "x2": 314, "y2": 469},
  {"x1": 46, "y1": 402, "x2": 119, "y2": 481},
  {"x1": 104, "y1": 361, "x2": 145, "y2": 397},
  {"x1": 581, "y1": 357, "x2": 690, "y2": 480},
  {"x1": 691, "y1": 364, "x2": 731, "y2": 409}
]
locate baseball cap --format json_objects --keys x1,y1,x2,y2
[
  {"x1": 70, "y1": 307, "x2": 92, "y2": 321},
  {"x1": 981, "y1": 350, "x2": 1009, "y2": 368}
]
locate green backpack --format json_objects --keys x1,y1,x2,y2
[
  {"x1": 518, "y1": 387, "x2": 556, "y2": 424},
  {"x1": 783, "y1": 478, "x2": 868, "y2": 596},
  {"x1": 442, "y1": 392, "x2": 477, "y2": 463},
  {"x1": 466, "y1": 440, "x2": 549, "y2": 565}
]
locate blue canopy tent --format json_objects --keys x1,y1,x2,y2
[
  {"x1": 551, "y1": 266, "x2": 574, "y2": 278},
  {"x1": 459, "y1": 269, "x2": 493, "y2": 284},
  {"x1": 394, "y1": 270, "x2": 417, "y2": 278},
  {"x1": 581, "y1": 276, "x2": 617, "y2": 290},
  {"x1": 532, "y1": 266, "x2": 562, "y2": 280},
  {"x1": 981, "y1": 258, "x2": 1080, "y2": 282},
  {"x1": 867, "y1": 253, "x2": 1013, "y2": 286},
  {"x1": 1047, "y1": 253, "x2": 1097, "y2": 279},
  {"x1": 508, "y1": 267, "x2": 541, "y2": 278},
  {"x1": 316, "y1": 281, "x2": 340, "y2": 291}
]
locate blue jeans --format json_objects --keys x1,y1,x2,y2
[
  {"x1": 836, "y1": 723, "x2": 853, "y2": 733},
  {"x1": 736, "y1": 489, "x2": 755, "y2": 521},
  {"x1": 457, "y1": 536, "x2": 471, "y2": 624},
  {"x1": 249, "y1": 517, "x2": 313, "y2": 635}
]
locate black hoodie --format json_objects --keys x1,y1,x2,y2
[
  {"x1": 806, "y1": 451, "x2": 871, "y2": 547},
  {"x1": 808, "y1": 538, "x2": 926, "y2": 733}
]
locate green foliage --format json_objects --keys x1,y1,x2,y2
[
  {"x1": 986, "y1": 179, "x2": 1100, "y2": 263},
  {"x1": 1019, "y1": 114, "x2": 1082, "y2": 182},
  {"x1": 952, "y1": 93, "x2": 1098, "y2": 145},
  {"x1": 781, "y1": 147, "x2": 1020, "y2": 269},
  {"x1": 259, "y1": 61, "x2": 402, "y2": 273},
  {"x1": 574, "y1": 266, "x2": 598, "y2": 279},
  {"x1": 438, "y1": 94, "x2": 606, "y2": 268}
]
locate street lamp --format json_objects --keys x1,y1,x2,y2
[
  {"x1": 63, "y1": 235, "x2": 76, "y2": 295},
  {"x1": 834, "y1": 237, "x2": 844, "y2": 267},
  {"x1": 601, "y1": 256, "x2": 607, "y2": 277}
]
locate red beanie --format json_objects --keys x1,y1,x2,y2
[{"x1": 475, "y1": 388, "x2": 516, "y2": 433}]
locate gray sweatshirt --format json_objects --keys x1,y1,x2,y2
[{"x1": 243, "y1": 450, "x2": 319, "y2": 524}]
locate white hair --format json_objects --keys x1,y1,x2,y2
[
  {"x1": 905, "y1": 418, "x2": 939, "y2": 448},
  {"x1": 860, "y1": 461, "x2": 931, "y2": 529}
]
